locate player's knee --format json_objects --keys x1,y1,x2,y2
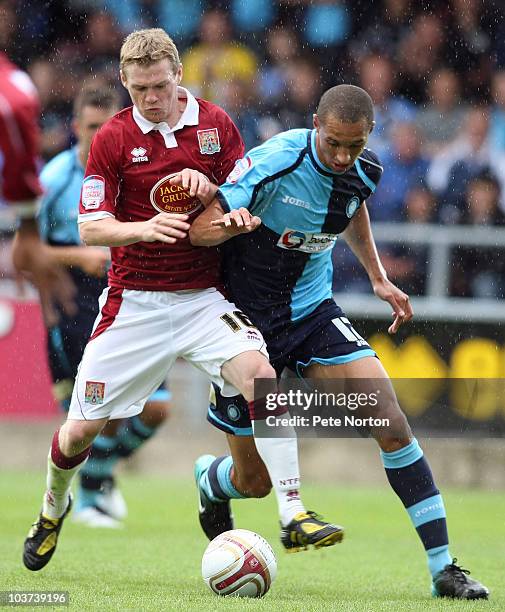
[
  {"x1": 142, "y1": 400, "x2": 170, "y2": 427},
  {"x1": 241, "y1": 360, "x2": 276, "y2": 400},
  {"x1": 59, "y1": 419, "x2": 104, "y2": 455},
  {"x1": 374, "y1": 404, "x2": 412, "y2": 451},
  {"x1": 253, "y1": 360, "x2": 276, "y2": 381}
]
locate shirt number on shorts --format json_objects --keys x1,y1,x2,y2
[
  {"x1": 220, "y1": 310, "x2": 255, "y2": 332},
  {"x1": 332, "y1": 317, "x2": 368, "y2": 346}
]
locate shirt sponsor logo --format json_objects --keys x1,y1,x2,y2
[
  {"x1": 81, "y1": 175, "x2": 105, "y2": 210},
  {"x1": 131, "y1": 146, "x2": 148, "y2": 162},
  {"x1": 197, "y1": 128, "x2": 221, "y2": 154},
  {"x1": 150, "y1": 174, "x2": 202, "y2": 215},
  {"x1": 277, "y1": 228, "x2": 338, "y2": 253},
  {"x1": 281, "y1": 194, "x2": 311, "y2": 209},
  {"x1": 226, "y1": 156, "x2": 252, "y2": 184},
  {"x1": 84, "y1": 381, "x2": 105, "y2": 405}
]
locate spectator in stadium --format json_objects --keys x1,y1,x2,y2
[
  {"x1": 190, "y1": 83, "x2": 489, "y2": 600},
  {"x1": 490, "y1": 69, "x2": 505, "y2": 152},
  {"x1": 0, "y1": 49, "x2": 75, "y2": 326},
  {"x1": 275, "y1": 58, "x2": 323, "y2": 130},
  {"x1": 229, "y1": 0, "x2": 276, "y2": 46},
  {"x1": 415, "y1": 68, "x2": 468, "y2": 156},
  {"x1": 220, "y1": 77, "x2": 262, "y2": 151},
  {"x1": 81, "y1": 10, "x2": 124, "y2": 74},
  {"x1": 396, "y1": 13, "x2": 446, "y2": 104},
  {"x1": 27, "y1": 58, "x2": 77, "y2": 161},
  {"x1": 356, "y1": 0, "x2": 413, "y2": 57},
  {"x1": 379, "y1": 185, "x2": 438, "y2": 296},
  {"x1": 300, "y1": 0, "x2": 352, "y2": 81},
  {"x1": 181, "y1": 8, "x2": 258, "y2": 105},
  {"x1": 451, "y1": 172, "x2": 505, "y2": 298},
  {"x1": 257, "y1": 25, "x2": 301, "y2": 112},
  {"x1": 37, "y1": 84, "x2": 172, "y2": 528},
  {"x1": 102, "y1": 0, "x2": 203, "y2": 43},
  {"x1": 446, "y1": 0, "x2": 497, "y2": 101},
  {"x1": 357, "y1": 53, "x2": 416, "y2": 159},
  {"x1": 369, "y1": 121, "x2": 429, "y2": 222},
  {"x1": 23, "y1": 27, "x2": 340, "y2": 573},
  {"x1": 428, "y1": 106, "x2": 505, "y2": 217}
]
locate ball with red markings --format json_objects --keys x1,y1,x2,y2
[{"x1": 202, "y1": 529, "x2": 277, "y2": 598}]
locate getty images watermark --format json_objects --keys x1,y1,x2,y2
[
  {"x1": 264, "y1": 389, "x2": 389, "y2": 430},
  {"x1": 254, "y1": 378, "x2": 505, "y2": 438}
]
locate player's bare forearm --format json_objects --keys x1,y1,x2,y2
[
  {"x1": 46, "y1": 245, "x2": 109, "y2": 277},
  {"x1": 190, "y1": 199, "x2": 241, "y2": 246},
  {"x1": 342, "y1": 203, "x2": 413, "y2": 333},
  {"x1": 80, "y1": 214, "x2": 190, "y2": 247},
  {"x1": 46, "y1": 246, "x2": 90, "y2": 267},
  {"x1": 341, "y1": 203, "x2": 387, "y2": 284},
  {"x1": 80, "y1": 217, "x2": 146, "y2": 246}
]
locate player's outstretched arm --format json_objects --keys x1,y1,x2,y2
[
  {"x1": 46, "y1": 245, "x2": 110, "y2": 278},
  {"x1": 341, "y1": 202, "x2": 413, "y2": 334},
  {"x1": 80, "y1": 214, "x2": 190, "y2": 247},
  {"x1": 190, "y1": 200, "x2": 261, "y2": 247}
]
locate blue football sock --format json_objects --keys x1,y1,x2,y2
[
  {"x1": 116, "y1": 415, "x2": 157, "y2": 458},
  {"x1": 78, "y1": 435, "x2": 118, "y2": 506},
  {"x1": 381, "y1": 438, "x2": 452, "y2": 577},
  {"x1": 200, "y1": 456, "x2": 247, "y2": 503}
]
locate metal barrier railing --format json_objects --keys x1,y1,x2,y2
[{"x1": 334, "y1": 222, "x2": 505, "y2": 323}]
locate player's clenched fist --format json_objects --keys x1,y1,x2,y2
[
  {"x1": 140, "y1": 212, "x2": 190, "y2": 243},
  {"x1": 211, "y1": 208, "x2": 261, "y2": 234}
]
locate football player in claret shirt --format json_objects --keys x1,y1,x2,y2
[
  {"x1": 190, "y1": 85, "x2": 489, "y2": 600},
  {"x1": 37, "y1": 84, "x2": 172, "y2": 528},
  {"x1": 23, "y1": 28, "x2": 340, "y2": 572},
  {"x1": 0, "y1": 51, "x2": 74, "y2": 323}
]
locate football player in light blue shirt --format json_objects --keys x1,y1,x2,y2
[
  {"x1": 38, "y1": 85, "x2": 172, "y2": 528},
  {"x1": 190, "y1": 84, "x2": 488, "y2": 599}
]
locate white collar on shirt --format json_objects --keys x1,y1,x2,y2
[{"x1": 132, "y1": 87, "x2": 199, "y2": 148}]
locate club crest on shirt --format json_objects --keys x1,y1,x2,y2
[
  {"x1": 150, "y1": 174, "x2": 202, "y2": 215},
  {"x1": 346, "y1": 196, "x2": 360, "y2": 218},
  {"x1": 197, "y1": 128, "x2": 221, "y2": 154},
  {"x1": 84, "y1": 381, "x2": 105, "y2": 405}
]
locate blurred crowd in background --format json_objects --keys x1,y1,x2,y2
[{"x1": 1, "y1": 0, "x2": 505, "y2": 298}]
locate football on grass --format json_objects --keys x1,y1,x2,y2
[{"x1": 202, "y1": 529, "x2": 277, "y2": 597}]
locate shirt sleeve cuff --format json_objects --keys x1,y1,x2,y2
[
  {"x1": 78, "y1": 211, "x2": 115, "y2": 223},
  {"x1": 215, "y1": 189, "x2": 231, "y2": 213}
]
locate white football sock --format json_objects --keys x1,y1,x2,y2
[
  {"x1": 42, "y1": 454, "x2": 86, "y2": 519},
  {"x1": 252, "y1": 426, "x2": 306, "y2": 526}
]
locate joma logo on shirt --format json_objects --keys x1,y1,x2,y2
[{"x1": 281, "y1": 194, "x2": 311, "y2": 209}]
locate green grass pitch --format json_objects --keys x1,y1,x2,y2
[{"x1": 1, "y1": 471, "x2": 503, "y2": 611}]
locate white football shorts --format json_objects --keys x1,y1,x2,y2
[{"x1": 67, "y1": 287, "x2": 268, "y2": 420}]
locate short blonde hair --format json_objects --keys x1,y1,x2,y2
[{"x1": 120, "y1": 28, "x2": 180, "y2": 75}]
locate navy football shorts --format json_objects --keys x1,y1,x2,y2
[{"x1": 207, "y1": 299, "x2": 376, "y2": 435}]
